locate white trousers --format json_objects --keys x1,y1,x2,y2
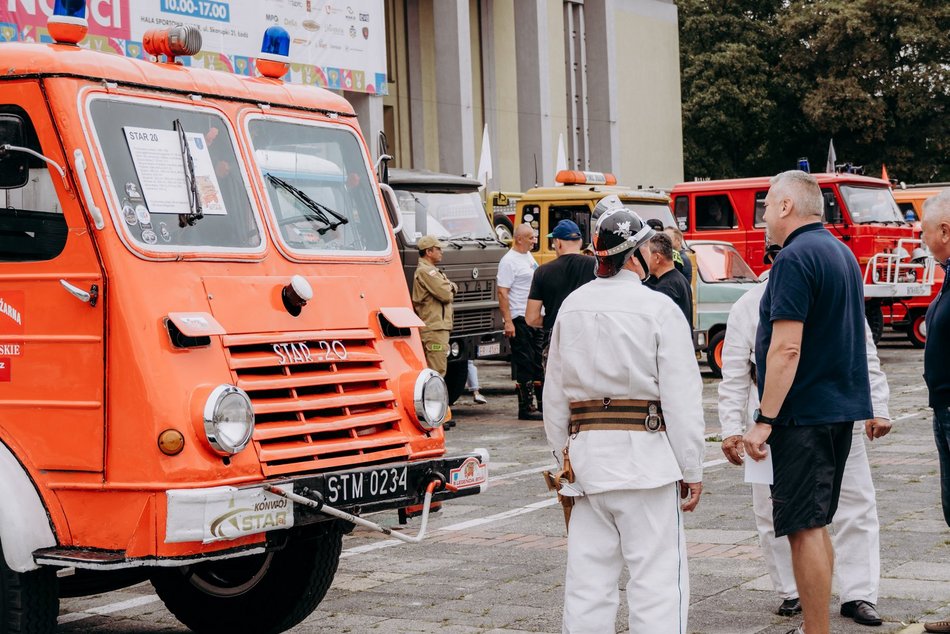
[
  {"x1": 752, "y1": 425, "x2": 880, "y2": 603},
  {"x1": 563, "y1": 484, "x2": 689, "y2": 634}
]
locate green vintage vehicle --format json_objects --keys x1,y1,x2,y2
[{"x1": 688, "y1": 240, "x2": 762, "y2": 377}]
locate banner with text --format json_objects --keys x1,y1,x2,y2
[{"x1": 0, "y1": 0, "x2": 387, "y2": 94}]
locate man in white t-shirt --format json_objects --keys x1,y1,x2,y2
[{"x1": 498, "y1": 223, "x2": 542, "y2": 420}]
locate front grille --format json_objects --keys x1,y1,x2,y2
[
  {"x1": 455, "y1": 279, "x2": 494, "y2": 303},
  {"x1": 453, "y1": 308, "x2": 495, "y2": 334},
  {"x1": 223, "y1": 329, "x2": 410, "y2": 477}
]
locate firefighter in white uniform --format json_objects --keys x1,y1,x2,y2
[
  {"x1": 718, "y1": 253, "x2": 891, "y2": 627},
  {"x1": 544, "y1": 197, "x2": 706, "y2": 634}
]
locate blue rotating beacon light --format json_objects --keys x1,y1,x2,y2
[
  {"x1": 256, "y1": 26, "x2": 290, "y2": 79},
  {"x1": 49, "y1": 0, "x2": 87, "y2": 45}
]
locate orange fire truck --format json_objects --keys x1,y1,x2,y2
[
  {"x1": 671, "y1": 173, "x2": 935, "y2": 342},
  {"x1": 0, "y1": 9, "x2": 487, "y2": 634}
]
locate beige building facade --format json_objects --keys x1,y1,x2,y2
[{"x1": 353, "y1": 0, "x2": 684, "y2": 191}]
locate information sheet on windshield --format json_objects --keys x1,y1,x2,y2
[{"x1": 124, "y1": 126, "x2": 227, "y2": 216}]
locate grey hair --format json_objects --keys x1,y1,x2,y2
[
  {"x1": 923, "y1": 190, "x2": 950, "y2": 222},
  {"x1": 770, "y1": 170, "x2": 823, "y2": 218}
]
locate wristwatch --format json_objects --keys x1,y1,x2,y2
[{"x1": 753, "y1": 408, "x2": 778, "y2": 425}]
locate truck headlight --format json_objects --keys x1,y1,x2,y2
[
  {"x1": 414, "y1": 369, "x2": 448, "y2": 429},
  {"x1": 203, "y1": 385, "x2": 255, "y2": 455}
]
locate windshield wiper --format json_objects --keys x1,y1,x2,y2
[
  {"x1": 174, "y1": 119, "x2": 203, "y2": 227},
  {"x1": 266, "y1": 173, "x2": 349, "y2": 234}
]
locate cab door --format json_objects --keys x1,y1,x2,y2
[{"x1": 0, "y1": 82, "x2": 105, "y2": 472}]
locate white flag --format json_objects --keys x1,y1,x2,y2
[
  {"x1": 825, "y1": 139, "x2": 837, "y2": 174},
  {"x1": 477, "y1": 124, "x2": 492, "y2": 189},
  {"x1": 555, "y1": 133, "x2": 568, "y2": 185}
]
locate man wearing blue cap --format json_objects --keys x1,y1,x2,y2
[{"x1": 526, "y1": 219, "x2": 596, "y2": 360}]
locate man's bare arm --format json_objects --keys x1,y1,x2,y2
[
  {"x1": 525, "y1": 299, "x2": 543, "y2": 328},
  {"x1": 743, "y1": 319, "x2": 803, "y2": 460},
  {"x1": 498, "y1": 287, "x2": 515, "y2": 337}
]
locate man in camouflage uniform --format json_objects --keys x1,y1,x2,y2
[{"x1": 412, "y1": 235, "x2": 457, "y2": 376}]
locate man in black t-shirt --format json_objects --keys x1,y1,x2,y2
[
  {"x1": 645, "y1": 233, "x2": 692, "y2": 326},
  {"x1": 526, "y1": 219, "x2": 596, "y2": 382},
  {"x1": 526, "y1": 219, "x2": 596, "y2": 333}
]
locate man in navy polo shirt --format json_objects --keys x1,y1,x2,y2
[
  {"x1": 919, "y1": 191, "x2": 950, "y2": 634},
  {"x1": 743, "y1": 170, "x2": 872, "y2": 634}
]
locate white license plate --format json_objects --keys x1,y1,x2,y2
[
  {"x1": 477, "y1": 342, "x2": 500, "y2": 357},
  {"x1": 324, "y1": 465, "x2": 408, "y2": 505}
]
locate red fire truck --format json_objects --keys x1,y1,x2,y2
[{"x1": 671, "y1": 174, "x2": 934, "y2": 342}]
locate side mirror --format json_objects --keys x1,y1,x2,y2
[{"x1": 0, "y1": 114, "x2": 29, "y2": 189}]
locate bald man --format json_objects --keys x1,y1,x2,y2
[{"x1": 498, "y1": 224, "x2": 543, "y2": 420}]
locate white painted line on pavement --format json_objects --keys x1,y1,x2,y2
[
  {"x1": 703, "y1": 458, "x2": 729, "y2": 469},
  {"x1": 488, "y1": 463, "x2": 552, "y2": 482},
  {"x1": 438, "y1": 498, "x2": 560, "y2": 532},
  {"x1": 57, "y1": 594, "x2": 160, "y2": 625},
  {"x1": 894, "y1": 410, "x2": 928, "y2": 422}
]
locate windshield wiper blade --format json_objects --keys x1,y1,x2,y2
[
  {"x1": 266, "y1": 173, "x2": 349, "y2": 234},
  {"x1": 174, "y1": 119, "x2": 203, "y2": 227}
]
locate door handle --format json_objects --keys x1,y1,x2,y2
[{"x1": 60, "y1": 280, "x2": 99, "y2": 307}]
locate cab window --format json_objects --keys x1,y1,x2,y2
[
  {"x1": 754, "y1": 191, "x2": 767, "y2": 227},
  {"x1": 0, "y1": 106, "x2": 67, "y2": 262},
  {"x1": 89, "y1": 98, "x2": 261, "y2": 252},
  {"x1": 520, "y1": 204, "x2": 541, "y2": 252},
  {"x1": 548, "y1": 205, "x2": 591, "y2": 251},
  {"x1": 823, "y1": 188, "x2": 843, "y2": 224},
  {"x1": 249, "y1": 117, "x2": 388, "y2": 256},
  {"x1": 696, "y1": 195, "x2": 737, "y2": 230},
  {"x1": 673, "y1": 196, "x2": 689, "y2": 231}
]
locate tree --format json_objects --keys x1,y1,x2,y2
[
  {"x1": 679, "y1": 0, "x2": 950, "y2": 182},
  {"x1": 679, "y1": 1, "x2": 785, "y2": 179},
  {"x1": 778, "y1": 0, "x2": 950, "y2": 182}
]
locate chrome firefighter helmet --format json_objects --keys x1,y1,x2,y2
[{"x1": 591, "y1": 195, "x2": 655, "y2": 278}]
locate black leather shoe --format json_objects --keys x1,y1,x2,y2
[
  {"x1": 777, "y1": 598, "x2": 802, "y2": 616},
  {"x1": 841, "y1": 600, "x2": 883, "y2": 626}
]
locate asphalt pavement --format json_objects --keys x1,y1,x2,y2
[{"x1": 57, "y1": 333, "x2": 950, "y2": 633}]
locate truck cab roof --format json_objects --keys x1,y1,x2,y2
[
  {"x1": 1, "y1": 42, "x2": 356, "y2": 117},
  {"x1": 387, "y1": 169, "x2": 482, "y2": 192}
]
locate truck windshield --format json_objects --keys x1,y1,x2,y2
[
  {"x1": 623, "y1": 202, "x2": 676, "y2": 228},
  {"x1": 88, "y1": 99, "x2": 261, "y2": 251},
  {"x1": 249, "y1": 119, "x2": 388, "y2": 255},
  {"x1": 839, "y1": 185, "x2": 905, "y2": 224},
  {"x1": 392, "y1": 190, "x2": 495, "y2": 244},
  {"x1": 692, "y1": 243, "x2": 759, "y2": 283}
]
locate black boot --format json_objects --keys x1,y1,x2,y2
[
  {"x1": 517, "y1": 383, "x2": 543, "y2": 421},
  {"x1": 533, "y1": 380, "x2": 544, "y2": 414}
]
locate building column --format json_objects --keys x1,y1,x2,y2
[
  {"x1": 584, "y1": 0, "x2": 620, "y2": 176},
  {"x1": 349, "y1": 92, "x2": 386, "y2": 165},
  {"x1": 514, "y1": 0, "x2": 553, "y2": 189},
  {"x1": 406, "y1": 0, "x2": 426, "y2": 168},
  {"x1": 433, "y1": 0, "x2": 475, "y2": 176}
]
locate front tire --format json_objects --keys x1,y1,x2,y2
[
  {"x1": 906, "y1": 310, "x2": 927, "y2": 348},
  {"x1": 706, "y1": 330, "x2": 726, "y2": 378},
  {"x1": 493, "y1": 213, "x2": 513, "y2": 243},
  {"x1": 150, "y1": 531, "x2": 342, "y2": 634},
  {"x1": 0, "y1": 543, "x2": 58, "y2": 634}
]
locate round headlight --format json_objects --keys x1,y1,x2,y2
[
  {"x1": 413, "y1": 369, "x2": 448, "y2": 429},
  {"x1": 450, "y1": 342, "x2": 460, "y2": 357},
  {"x1": 203, "y1": 385, "x2": 255, "y2": 455}
]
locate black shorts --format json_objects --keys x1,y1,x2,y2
[{"x1": 769, "y1": 421, "x2": 853, "y2": 538}]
